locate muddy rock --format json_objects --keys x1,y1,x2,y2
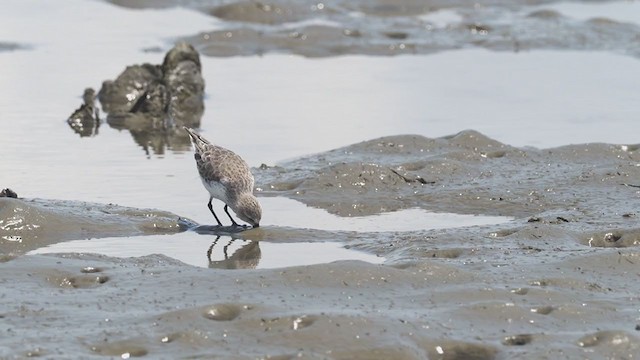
[
  {"x1": 71, "y1": 42, "x2": 207, "y2": 154},
  {"x1": 98, "y1": 42, "x2": 205, "y2": 120},
  {"x1": 162, "y1": 43, "x2": 205, "y2": 126},
  {"x1": 0, "y1": 188, "x2": 18, "y2": 198}
]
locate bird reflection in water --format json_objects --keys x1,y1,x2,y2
[{"x1": 207, "y1": 236, "x2": 261, "y2": 270}]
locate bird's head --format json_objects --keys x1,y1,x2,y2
[{"x1": 235, "y1": 193, "x2": 262, "y2": 228}]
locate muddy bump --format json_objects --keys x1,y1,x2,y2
[
  {"x1": 330, "y1": 346, "x2": 423, "y2": 360},
  {"x1": 621, "y1": 144, "x2": 640, "y2": 152},
  {"x1": 268, "y1": 180, "x2": 303, "y2": 191},
  {"x1": 259, "y1": 315, "x2": 320, "y2": 333},
  {"x1": 604, "y1": 232, "x2": 622, "y2": 242},
  {"x1": 529, "y1": 279, "x2": 549, "y2": 287},
  {"x1": 480, "y1": 150, "x2": 506, "y2": 158},
  {"x1": 422, "y1": 339, "x2": 497, "y2": 360},
  {"x1": 357, "y1": 3, "x2": 430, "y2": 17},
  {"x1": 202, "y1": 304, "x2": 242, "y2": 321},
  {"x1": 527, "y1": 9, "x2": 563, "y2": 19},
  {"x1": 396, "y1": 161, "x2": 427, "y2": 172},
  {"x1": 446, "y1": 130, "x2": 506, "y2": 151},
  {"x1": 502, "y1": 334, "x2": 533, "y2": 346},
  {"x1": 422, "y1": 249, "x2": 464, "y2": 259},
  {"x1": 577, "y1": 330, "x2": 638, "y2": 348},
  {"x1": 490, "y1": 228, "x2": 518, "y2": 237},
  {"x1": 255, "y1": 355, "x2": 295, "y2": 360},
  {"x1": 46, "y1": 272, "x2": 110, "y2": 288},
  {"x1": 0, "y1": 254, "x2": 18, "y2": 263},
  {"x1": 90, "y1": 339, "x2": 148, "y2": 357},
  {"x1": 510, "y1": 287, "x2": 529, "y2": 295},
  {"x1": 530, "y1": 305, "x2": 554, "y2": 315},
  {"x1": 384, "y1": 32, "x2": 409, "y2": 40},
  {"x1": 159, "y1": 333, "x2": 181, "y2": 344},
  {"x1": 291, "y1": 315, "x2": 316, "y2": 330},
  {"x1": 23, "y1": 347, "x2": 45, "y2": 357},
  {"x1": 80, "y1": 266, "x2": 103, "y2": 273},
  {"x1": 583, "y1": 229, "x2": 640, "y2": 248},
  {"x1": 527, "y1": 277, "x2": 607, "y2": 292}
]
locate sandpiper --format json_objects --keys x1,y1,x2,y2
[{"x1": 184, "y1": 127, "x2": 262, "y2": 228}]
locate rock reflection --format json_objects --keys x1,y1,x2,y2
[
  {"x1": 207, "y1": 236, "x2": 262, "y2": 270},
  {"x1": 66, "y1": 42, "x2": 205, "y2": 155}
]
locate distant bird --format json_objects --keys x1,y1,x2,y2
[
  {"x1": 67, "y1": 88, "x2": 100, "y2": 137},
  {"x1": 184, "y1": 127, "x2": 262, "y2": 228}
]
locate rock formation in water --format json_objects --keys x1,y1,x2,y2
[
  {"x1": 98, "y1": 42, "x2": 205, "y2": 129},
  {"x1": 0, "y1": 188, "x2": 18, "y2": 198},
  {"x1": 67, "y1": 42, "x2": 205, "y2": 154}
]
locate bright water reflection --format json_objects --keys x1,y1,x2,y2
[
  {"x1": 28, "y1": 232, "x2": 384, "y2": 269},
  {"x1": 261, "y1": 197, "x2": 513, "y2": 232}
]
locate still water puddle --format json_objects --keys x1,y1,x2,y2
[
  {"x1": 28, "y1": 198, "x2": 511, "y2": 269},
  {"x1": 29, "y1": 233, "x2": 384, "y2": 269},
  {"x1": 261, "y1": 197, "x2": 513, "y2": 232}
]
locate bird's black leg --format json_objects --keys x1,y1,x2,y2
[
  {"x1": 223, "y1": 239, "x2": 236, "y2": 258},
  {"x1": 208, "y1": 197, "x2": 222, "y2": 226},
  {"x1": 206, "y1": 236, "x2": 221, "y2": 262},
  {"x1": 224, "y1": 205, "x2": 241, "y2": 227}
]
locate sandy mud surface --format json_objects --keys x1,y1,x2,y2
[
  {"x1": 257, "y1": 130, "x2": 640, "y2": 245},
  {"x1": 4, "y1": 249, "x2": 639, "y2": 359}
]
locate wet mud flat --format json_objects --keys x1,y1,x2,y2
[
  {"x1": 2, "y1": 131, "x2": 640, "y2": 359},
  {"x1": 2, "y1": 0, "x2": 640, "y2": 358},
  {"x1": 107, "y1": 0, "x2": 640, "y2": 59}
]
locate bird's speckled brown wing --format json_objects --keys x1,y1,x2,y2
[{"x1": 195, "y1": 144, "x2": 255, "y2": 194}]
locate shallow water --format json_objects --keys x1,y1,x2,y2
[
  {"x1": 262, "y1": 197, "x2": 513, "y2": 232},
  {"x1": 27, "y1": 197, "x2": 511, "y2": 268},
  {"x1": 2, "y1": 0, "x2": 640, "y2": 358},
  {"x1": 29, "y1": 234, "x2": 385, "y2": 269}
]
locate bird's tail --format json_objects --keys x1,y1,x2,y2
[{"x1": 183, "y1": 127, "x2": 210, "y2": 153}]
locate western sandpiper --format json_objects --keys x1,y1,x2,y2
[{"x1": 184, "y1": 127, "x2": 262, "y2": 228}]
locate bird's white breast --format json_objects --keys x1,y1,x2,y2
[{"x1": 202, "y1": 178, "x2": 229, "y2": 204}]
